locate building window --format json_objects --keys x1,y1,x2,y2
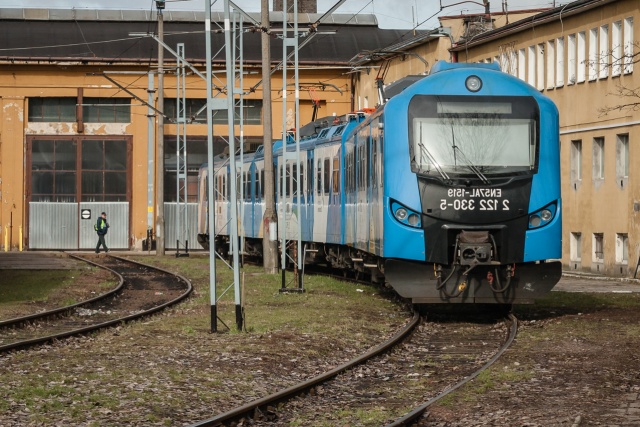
[
  {"x1": 599, "y1": 25, "x2": 609, "y2": 80},
  {"x1": 588, "y1": 28, "x2": 598, "y2": 81},
  {"x1": 28, "y1": 97, "x2": 76, "y2": 122},
  {"x1": 571, "y1": 139, "x2": 582, "y2": 183},
  {"x1": 163, "y1": 138, "x2": 209, "y2": 203},
  {"x1": 83, "y1": 98, "x2": 131, "y2": 123},
  {"x1": 616, "y1": 133, "x2": 629, "y2": 180},
  {"x1": 613, "y1": 21, "x2": 623, "y2": 77},
  {"x1": 28, "y1": 137, "x2": 130, "y2": 203},
  {"x1": 577, "y1": 31, "x2": 586, "y2": 83},
  {"x1": 536, "y1": 43, "x2": 545, "y2": 90},
  {"x1": 81, "y1": 139, "x2": 128, "y2": 201},
  {"x1": 593, "y1": 137, "x2": 605, "y2": 180},
  {"x1": 568, "y1": 34, "x2": 576, "y2": 85},
  {"x1": 624, "y1": 17, "x2": 634, "y2": 74},
  {"x1": 593, "y1": 233, "x2": 604, "y2": 262},
  {"x1": 30, "y1": 139, "x2": 77, "y2": 202},
  {"x1": 527, "y1": 45, "x2": 536, "y2": 86},
  {"x1": 165, "y1": 99, "x2": 263, "y2": 125},
  {"x1": 518, "y1": 48, "x2": 526, "y2": 81},
  {"x1": 616, "y1": 233, "x2": 629, "y2": 264},
  {"x1": 546, "y1": 40, "x2": 555, "y2": 90},
  {"x1": 556, "y1": 37, "x2": 565, "y2": 87},
  {"x1": 570, "y1": 232, "x2": 582, "y2": 262}
]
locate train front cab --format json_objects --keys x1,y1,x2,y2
[{"x1": 383, "y1": 62, "x2": 562, "y2": 304}]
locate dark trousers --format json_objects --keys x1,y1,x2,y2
[{"x1": 96, "y1": 234, "x2": 108, "y2": 253}]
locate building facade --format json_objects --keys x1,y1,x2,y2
[{"x1": 0, "y1": 7, "x2": 412, "y2": 251}]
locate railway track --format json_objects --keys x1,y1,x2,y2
[
  {"x1": 0, "y1": 254, "x2": 192, "y2": 353},
  {"x1": 187, "y1": 311, "x2": 517, "y2": 426}
]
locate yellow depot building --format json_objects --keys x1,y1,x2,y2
[{"x1": 0, "y1": 6, "x2": 411, "y2": 252}]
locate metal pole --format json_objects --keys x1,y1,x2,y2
[
  {"x1": 156, "y1": 2, "x2": 165, "y2": 256},
  {"x1": 224, "y1": 0, "x2": 243, "y2": 332},
  {"x1": 293, "y1": 0, "x2": 302, "y2": 290},
  {"x1": 280, "y1": 0, "x2": 288, "y2": 289},
  {"x1": 147, "y1": 72, "x2": 155, "y2": 253},
  {"x1": 176, "y1": 43, "x2": 189, "y2": 257},
  {"x1": 261, "y1": 0, "x2": 278, "y2": 275},
  {"x1": 205, "y1": 0, "x2": 217, "y2": 333}
]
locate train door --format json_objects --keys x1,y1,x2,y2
[
  {"x1": 313, "y1": 150, "x2": 328, "y2": 242},
  {"x1": 326, "y1": 148, "x2": 341, "y2": 244},
  {"x1": 355, "y1": 131, "x2": 369, "y2": 251}
]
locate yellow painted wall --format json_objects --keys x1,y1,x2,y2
[{"x1": 0, "y1": 62, "x2": 352, "y2": 250}]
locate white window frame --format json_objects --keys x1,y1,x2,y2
[
  {"x1": 624, "y1": 17, "x2": 634, "y2": 74},
  {"x1": 518, "y1": 48, "x2": 526, "y2": 81},
  {"x1": 527, "y1": 45, "x2": 536, "y2": 86},
  {"x1": 556, "y1": 37, "x2": 565, "y2": 87},
  {"x1": 589, "y1": 28, "x2": 598, "y2": 81},
  {"x1": 593, "y1": 137, "x2": 605, "y2": 180},
  {"x1": 536, "y1": 43, "x2": 545, "y2": 90},
  {"x1": 616, "y1": 133, "x2": 629, "y2": 180},
  {"x1": 571, "y1": 139, "x2": 582, "y2": 182},
  {"x1": 615, "y1": 233, "x2": 628, "y2": 264},
  {"x1": 577, "y1": 31, "x2": 586, "y2": 83},
  {"x1": 568, "y1": 34, "x2": 576, "y2": 85},
  {"x1": 593, "y1": 233, "x2": 604, "y2": 262},
  {"x1": 612, "y1": 21, "x2": 623, "y2": 77},
  {"x1": 547, "y1": 40, "x2": 555, "y2": 90},
  {"x1": 570, "y1": 232, "x2": 582, "y2": 262},
  {"x1": 599, "y1": 24, "x2": 609, "y2": 79}
]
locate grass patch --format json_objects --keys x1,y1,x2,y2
[{"x1": 0, "y1": 270, "x2": 81, "y2": 303}]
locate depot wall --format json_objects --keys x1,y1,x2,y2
[{"x1": 0, "y1": 63, "x2": 352, "y2": 250}]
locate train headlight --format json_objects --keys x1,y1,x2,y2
[
  {"x1": 528, "y1": 204, "x2": 557, "y2": 229},
  {"x1": 465, "y1": 75, "x2": 482, "y2": 92},
  {"x1": 391, "y1": 201, "x2": 422, "y2": 229},
  {"x1": 529, "y1": 215, "x2": 542, "y2": 228}
]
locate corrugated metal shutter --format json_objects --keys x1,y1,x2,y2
[
  {"x1": 164, "y1": 203, "x2": 199, "y2": 250},
  {"x1": 29, "y1": 203, "x2": 78, "y2": 249}
]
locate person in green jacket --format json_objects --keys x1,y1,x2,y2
[{"x1": 95, "y1": 212, "x2": 110, "y2": 253}]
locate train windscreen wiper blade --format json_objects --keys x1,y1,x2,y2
[
  {"x1": 417, "y1": 142, "x2": 450, "y2": 181},
  {"x1": 450, "y1": 127, "x2": 490, "y2": 184}
]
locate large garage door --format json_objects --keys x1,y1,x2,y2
[
  {"x1": 29, "y1": 202, "x2": 129, "y2": 250},
  {"x1": 27, "y1": 136, "x2": 131, "y2": 250}
]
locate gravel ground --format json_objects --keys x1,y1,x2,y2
[{"x1": 2, "y1": 261, "x2": 640, "y2": 427}]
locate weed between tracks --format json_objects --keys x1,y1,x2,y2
[{"x1": 0, "y1": 267, "x2": 116, "y2": 318}]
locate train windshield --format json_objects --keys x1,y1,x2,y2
[{"x1": 409, "y1": 95, "x2": 539, "y2": 179}]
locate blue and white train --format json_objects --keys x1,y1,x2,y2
[{"x1": 198, "y1": 61, "x2": 562, "y2": 304}]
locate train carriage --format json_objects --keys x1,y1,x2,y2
[{"x1": 198, "y1": 61, "x2": 562, "y2": 304}]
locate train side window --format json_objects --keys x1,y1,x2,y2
[
  {"x1": 324, "y1": 158, "x2": 330, "y2": 195},
  {"x1": 286, "y1": 164, "x2": 292, "y2": 197},
  {"x1": 255, "y1": 171, "x2": 260, "y2": 200},
  {"x1": 291, "y1": 164, "x2": 298, "y2": 196},
  {"x1": 299, "y1": 163, "x2": 304, "y2": 196},
  {"x1": 307, "y1": 158, "x2": 313, "y2": 195},
  {"x1": 372, "y1": 138, "x2": 378, "y2": 189},
  {"x1": 245, "y1": 171, "x2": 251, "y2": 201},
  {"x1": 316, "y1": 158, "x2": 322, "y2": 196},
  {"x1": 260, "y1": 169, "x2": 265, "y2": 198},
  {"x1": 332, "y1": 157, "x2": 340, "y2": 194}
]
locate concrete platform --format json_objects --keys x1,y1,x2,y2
[{"x1": 0, "y1": 251, "x2": 85, "y2": 270}]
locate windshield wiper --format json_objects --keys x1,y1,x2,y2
[
  {"x1": 450, "y1": 127, "x2": 490, "y2": 184},
  {"x1": 417, "y1": 142, "x2": 450, "y2": 182}
]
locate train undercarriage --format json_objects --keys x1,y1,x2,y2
[{"x1": 198, "y1": 233, "x2": 561, "y2": 304}]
